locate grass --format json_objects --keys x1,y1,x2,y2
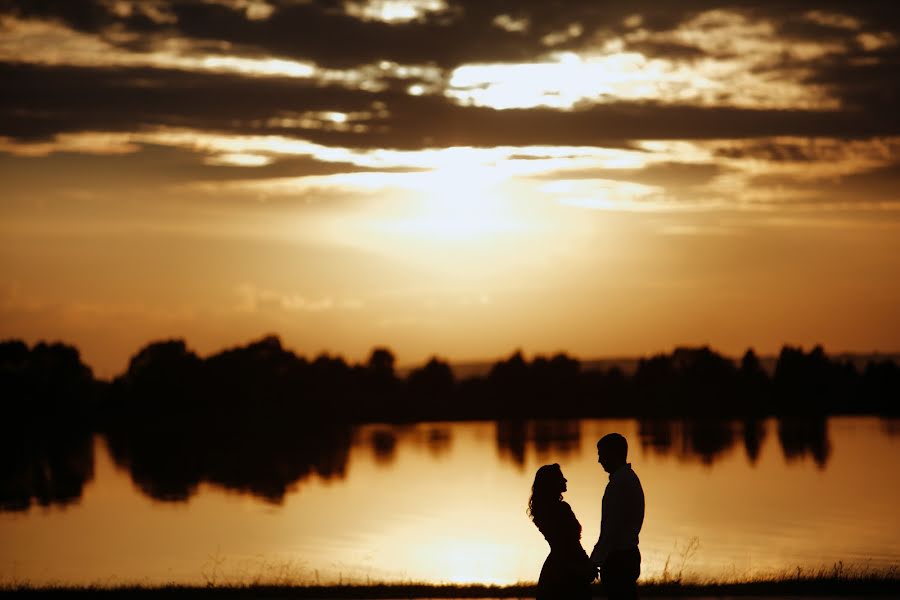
[
  {"x1": 3, "y1": 548, "x2": 897, "y2": 598},
  {"x1": 1, "y1": 565, "x2": 899, "y2": 598}
]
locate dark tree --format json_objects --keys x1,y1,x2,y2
[{"x1": 0, "y1": 340, "x2": 96, "y2": 511}]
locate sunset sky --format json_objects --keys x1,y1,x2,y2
[{"x1": 1, "y1": 0, "x2": 899, "y2": 377}]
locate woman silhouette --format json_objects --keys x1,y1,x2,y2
[{"x1": 528, "y1": 464, "x2": 596, "y2": 600}]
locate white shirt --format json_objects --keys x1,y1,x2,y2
[{"x1": 590, "y1": 463, "x2": 644, "y2": 565}]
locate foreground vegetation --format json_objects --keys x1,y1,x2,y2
[
  {"x1": 3, "y1": 563, "x2": 899, "y2": 597},
  {"x1": 3, "y1": 570, "x2": 900, "y2": 597}
]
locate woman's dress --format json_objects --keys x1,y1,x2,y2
[{"x1": 535, "y1": 501, "x2": 594, "y2": 600}]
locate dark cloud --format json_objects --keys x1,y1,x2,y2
[
  {"x1": 713, "y1": 141, "x2": 828, "y2": 162},
  {"x1": 0, "y1": 2, "x2": 883, "y2": 51},
  {"x1": 712, "y1": 136, "x2": 900, "y2": 164},
  {"x1": 747, "y1": 162, "x2": 900, "y2": 205},
  {"x1": 525, "y1": 162, "x2": 732, "y2": 202},
  {"x1": 807, "y1": 46, "x2": 900, "y2": 111},
  {"x1": 1, "y1": 0, "x2": 117, "y2": 32},
  {"x1": 2, "y1": 0, "x2": 601, "y2": 68},
  {"x1": 2, "y1": 0, "x2": 900, "y2": 154},
  {"x1": 530, "y1": 162, "x2": 727, "y2": 191},
  {"x1": 622, "y1": 40, "x2": 707, "y2": 61},
  {"x1": 738, "y1": 0, "x2": 900, "y2": 31},
  {"x1": 775, "y1": 18, "x2": 859, "y2": 42},
  {"x1": 14, "y1": 0, "x2": 896, "y2": 69},
  {"x1": 3, "y1": 62, "x2": 900, "y2": 152},
  {"x1": 826, "y1": 163, "x2": 900, "y2": 200},
  {"x1": 0, "y1": 144, "x2": 423, "y2": 195}
]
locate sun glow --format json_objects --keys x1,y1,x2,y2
[
  {"x1": 344, "y1": 0, "x2": 450, "y2": 23},
  {"x1": 418, "y1": 539, "x2": 518, "y2": 584},
  {"x1": 446, "y1": 51, "x2": 657, "y2": 110},
  {"x1": 376, "y1": 157, "x2": 517, "y2": 239}
]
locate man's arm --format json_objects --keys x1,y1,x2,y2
[
  {"x1": 589, "y1": 522, "x2": 608, "y2": 565},
  {"x1": 590, "y1": 483, "x2": 622, "y2": 566}
]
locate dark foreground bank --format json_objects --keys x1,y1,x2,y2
[{"x1": 3, "y1": 578, "x2": 900, "y2": 598}]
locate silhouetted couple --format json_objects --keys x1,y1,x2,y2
[{"x1": 529, "y1": 433, "x2": 644, "y2": 600}]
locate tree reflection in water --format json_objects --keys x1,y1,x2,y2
[
  {"x1": 361, "y1": 424, "x2": 454, "y2": 467},
  {"x1": 105, "y1": 421, "x2": 353, "y2": 503},
  {"x1": 637, "y1": 419, "x2": 740, "y2": 465},
  {"x1": 880, "y1": 418, "x2": 900, "y2": 437},
  {"x1": 426, "y1": 427, "x2": 452, "y2": 458},
  {"x1": 496, "y1": 420, "x2": 581, "y2": 468},
  {"x1": 637, "y1": 417, "x2": 830, "y2": 467},
  {"x1": 777, "y1": 417, "x2": 830, "y2": 469},
  {"x1": 492, "y1": 417, "x2": 836, "y2": 469},
  {"x1": 0, "y1": 428, "x2": 94, "y2": 511},
  {"x1": 742, "y1": 418, "x2": 767, "y2": 464},
  {"x1": 370, "y1": 429, "x2": 399, "y2": 465},
  {"x1": 684, "y1": 420, "x2": 738, "y2": 465},
  {"x1": 4, "y1": 415, "x2": 897, "y2": 510}
]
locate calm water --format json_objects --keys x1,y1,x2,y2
[{"x1": 1, "y1": 417, "x2": 899, "y2": 586}]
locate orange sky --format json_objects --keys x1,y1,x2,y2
[{"x1": 1, "y1": 1, "x2": 899, "y2": 376}]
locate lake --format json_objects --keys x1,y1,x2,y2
[{"x1": 1, "y1": 416, "x2": 899, "y2": 586}]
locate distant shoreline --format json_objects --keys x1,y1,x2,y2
[{"x1": 423, "y1": 352, "x2": 900, "y2": 379}]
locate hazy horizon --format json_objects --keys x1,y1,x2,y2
[{"x1": 7, "y1": 332, "x2": 900, "y2": 380}]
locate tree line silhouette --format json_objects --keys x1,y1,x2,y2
[{"x1": 1, "y1": 336, "x2": 897, "y2": 510}]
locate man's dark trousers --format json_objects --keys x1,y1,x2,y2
[{"x1": 600, "y1": 547, "x2": 640, "y2": 600}]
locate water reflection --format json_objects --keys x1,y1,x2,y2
[
  {"x1": 426, "y1": 426, "x2": 452, "y2": 458},
  {"x1": 493, "y1": 417, "x2": 804, "y2": 470},
  {"x1": 496, "y1": 420, "x2": 581, "y2": 467},
  {"x1": 742, "y1": 418, "x2": 767, "y2": 464},
  {"x1": 777, "y1": 417, "x2": 830, "y2": 468},
  {"x1": 6, "y1": 416, "x2": 897, "y2": 511},
  {"x1": 637, "y1": 418, "x2": 821, "y2": 467},
  {"x1": 105, "y1": 423, "x2": 353, "y2": 503},
  {"x1": 363, "y1": 424, "x2": 454, "y2": 465},
  {"x1": 4, "y1": 416, "x2": 898, "y2": 587},
  {"x1": 0, "y1": 428, "x2": 94, "y2": 511},
  {"x1": 637, "y1": 419, "x2": 739, "y2": 465},
  {"x1": 881, "y1": 418, "x2": 900, "y2": 437},
  {"x1": 682, "y1": 420, "x2": 737, "y2": 465},
  {"x1": 370, "y1": 429, "x2": 398, "y2": 465}
]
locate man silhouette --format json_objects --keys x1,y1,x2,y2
[{"x1": 590, "y1": 433, "x2": 644, "y2": 600}]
